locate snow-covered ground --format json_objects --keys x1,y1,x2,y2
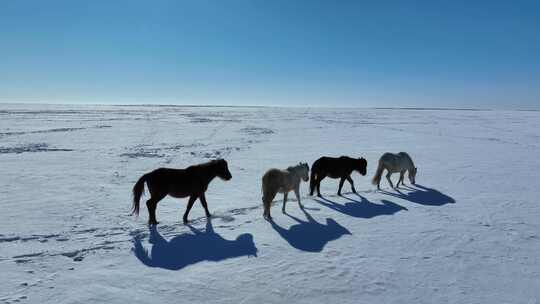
[{"x1": 1, "y1": 104, "x2": 539, "y2": 303}]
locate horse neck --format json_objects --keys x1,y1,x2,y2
[
  {"x1": 402, "y1": 154, "x2": 415, "y2": 170},
  {"x1": 199, "y1": 164, "x2": 219, "y2": 184},
  {"x1": 288, "y1": 167, "x2": 303, "y2": 182}
]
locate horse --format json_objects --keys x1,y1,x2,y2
[
  {"x1": 131, "y1": 159, "x2": 232, "y2": 225},
  {"x1": 372, "y1": 152, "x2": 417, "y2": 190},
  {"x1": 309, "y1": 156, "x2": 367, "y2": 197},
  {"x1": 262, "y1": 162, "x2": 309, "y2": 219}
]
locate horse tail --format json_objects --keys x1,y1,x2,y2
[
  {"x1": 372, "y1": 160, "x2": 384, "y2": 186},
  {"x1": 132, "y1": 173, "x2": 149, "y2": 216},
  {"x1": 261, "y1": 174, "x2": 266, "y2": 195}
]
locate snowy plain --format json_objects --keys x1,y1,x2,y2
[{"x1": 0, "y1": 104, "x2": 539, "y2": 304}]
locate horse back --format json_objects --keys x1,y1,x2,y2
[
  {"x1": 313, "y1": 156, "x2": 353, "y2": 177},
  {"x1": 262, "y1": 168, "x2": 291, "y2": 191},
  {"x1": 262, "y1": 168, "x2": 286, "y2": 183},
  {"x1": 146, "y1": 167, "x2": 203, "y2": 197},
  {"x1": 380, "y1": 152, "x2": 412, "y2": 172}
]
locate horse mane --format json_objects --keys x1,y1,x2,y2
[
  {"x1": 207, "y1": 159, "x2": 225, "y2": 165},
  {"x1": 286, "y1": 165, "x2": 297, "y2": 171},
  {"x1": 191, "y1": 159, "x2": 224, "y2": 169},
  {"x1": 286, "y1": 163, "x2": 309, "y2": 178},
  {"x1": 286, "y1": 162, "x2": 304, "y2": 172}
]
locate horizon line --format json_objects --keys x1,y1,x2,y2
[{"x1": 1, "y1": 101, "x2": 539, "y2": 112}]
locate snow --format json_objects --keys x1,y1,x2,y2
[{"x1": 1, "y1": 104, "x2": 539, "y2": 303}]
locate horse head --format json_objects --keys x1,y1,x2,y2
[
  {"x1": 300, "y1": 162, "x2": 310, "y2": 182},
  {"x1": 288, "y1": 162, "x2": 309, "y2": 182},
  {"x1": 357, "y1": 157, "x2": 367, "y2": 176},
  {"x1": 215, "y1": 159, "x2": 232, "y2": 181}
]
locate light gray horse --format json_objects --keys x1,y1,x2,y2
[
  {"x1": 372, "y1": 152, "x2": 417, "y2": 190},
  {"x1": 262, "y1": 163, "x2": 309, "y2": 219}
]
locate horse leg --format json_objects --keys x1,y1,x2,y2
[
  {"x1": 309, "y1": 175, "x2": 316, "y2": 196},
  {"x1": 282, "y1": 192, "x2": 288, "y2": 213},
  {"x1": 316, "y1": 175, "x2": 325, "y2": 197},
  {"x1": 263, "y1": 190, "x2": 276, "y2": 219},
  {"x1": 183, "y1": 195, "x2": 198, "y2": 224},
  {"x1": 397, "y1": 171, "x2": 405, "y2": 188},
  {"x1": 146, "y1": 193, "x2": 166, "y2": 225},
  {"x1": 262, "y1": 197, "x2": 269, "y2": 219},
  {"x1": 346, "y1": 176, "x2": 357, "y2": 193},
  {"x1": 263, "y1": 202, "x2": 272, "y2": 220},
  {"x1": 386, "y1": 172, "x2": 394, "y2": 189},
  {"x1": 199, "y1": 193, "x2": 211, "y2": 218},
  {"x1": 338, "y1": 177, "x2": 346, "y2": 196},
  {"x1": 294, "y1": 186, "x2": 303, "y2": 209}
]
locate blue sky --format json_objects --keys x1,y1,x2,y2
[{"x1": 1, "y1": 0, "x2": 539, "y2": 108}]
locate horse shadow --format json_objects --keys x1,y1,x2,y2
[
  {"x1": 270, "y1": 209, "x2": 351, "y2": 252},
  {"x1": 381, "y1": 184, "x2": 456, "y2": 206},
  {"x1": 313, "y1": 194, "x2": 408, "y2": 218},
  {"x1": 132, "y1": 220, "x2": 257, "y2": 270}
]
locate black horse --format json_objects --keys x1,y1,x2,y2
[
  {"x1": 309, "y1": 156, "x2": 367, "y2": 197},
  {"x1": 132, "y1": 159, "x2": 232, "y2": 225}
]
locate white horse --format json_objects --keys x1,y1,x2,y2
[
  {"x1": 372, "y1": 152, "x2": 417, "y2": 190},
  {"x1": 262, "y1": 163, "x2": 309, "y2": 219}
]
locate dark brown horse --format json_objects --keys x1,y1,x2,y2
[
  {"x1": 132, "y1": 159, "x2": 232, "y2": 225},
  {"x1": 309, "y1": 156, "x2": 367, "y2": 197}
]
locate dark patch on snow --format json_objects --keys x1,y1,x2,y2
[
  {"x1": 0, "y1": 143, "x2": 73, "y2": 154},
  {"x1": 380, "y1": 184, "x2": 456, "y2": 206},
  {"x1": 240, "y1": 126, "x2": 274, "y2": 135},
  {"x1": 120, "y1": 145, "x2": 165, "y2": 158},
  {"x1": 314, "y1": 195, "x2": 407, "y2": 219},
  {"x1": 269, "y1": 209, "x2": 351, "y2": 252},
  {"x1": 132, "y1": 220, "x2": 257, "y2": 270},
  {"x1": 190, "y1": 118, "x2": 213, "y2": 123},
  {"x1": 0, "y1": 125, "x2": 111, "y2": 137},
  {"x1": 189, "y1": 146, "x2": 241, "y2": 159}
]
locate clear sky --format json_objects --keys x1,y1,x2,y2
[{"x1": 1, "y1": 1, "x2": 539, "y2": 108}]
